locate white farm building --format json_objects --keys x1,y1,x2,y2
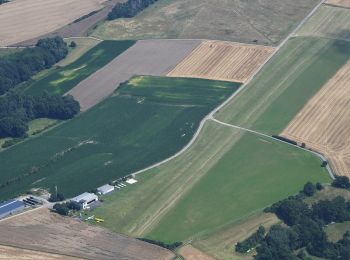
[
  {"x1": 70, "y1": 192, "x2": 98, "y2": 209},
  {"x1": 97, "y1": 184, "x2": 114, "y2": 195}
]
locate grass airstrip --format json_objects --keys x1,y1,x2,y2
[{"x1": 0, "y1": 76, "x2": 239, "y2": 200}]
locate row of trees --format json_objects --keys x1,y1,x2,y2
[
  {"x1": 0, "y1": 91, "x2": 80, "y2": 138},
  {"x1": 236, "y1": 181, "x2": 350, "y2": 259},
  {"x1": 53, "y1": 201, "x2": 81, "y2": 216},
  {"x1": 108, "y1": 0, "x2": 157, "y2": 20},
  {"x1": 0, "y1": 37, "x2": 68, "y2": 94}
]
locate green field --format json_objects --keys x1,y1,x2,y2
[
  {"x1": 0, "y1": 76, "x2": 239, "y2": 200},
  {"x1": 22, "y1": 40, "x2": 135, "y2": 95},
  {"x1": 215, "y1": 37, "x2": 350, "y2": 134}
]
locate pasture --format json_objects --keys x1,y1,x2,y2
[
  {"x1": 215, "y1": 37, "x2": 350, "y2": 134},
  {"x1": 296, "y1": 5, "x2": 350, "y2": 41},
  {"x1": 23, "y1": 40, "x2": 135, "y2": 95},
  {"x1": 167, "y1": 41, "x2": 275, "y2": 83},
  {"x1": 282, "y1": 60, "x2": 350, "y2": 177},
  {"x1": 90, "y1": 121, "x2": 328, "y2": 244},
  {"x1": 92, "y1": 0, "x2": 319, "y2": 45},
  {"x1": 0, "y1": 77, "x2": 239, "y2": 200},
  {"x1": 0, "y1": 0, "x2": 107, "y2": 46}
]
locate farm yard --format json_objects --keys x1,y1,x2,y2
[
  {"x1": 0, "y1": 208, "x2": 174, "y2": 260},
  {"x1": 92, "y1": 0, "x2": 320, "y2": 45},
  {"x1": 0, "y1": 76, "x2": 239, "y2": 200},
  {"x1": 90, "y1": 121, "x2": 328, "y2": 244},
  {"x1": 67, "y1": 39, "x2": 201, "y2": 111},
  {"x1": 23, "y1": 40, "x2": 135, "y2": 96},
  {"x1": 296, "y1": 5, "x2": 350, "y2": 41},
  {"x1": 215, "y1": 37, "x2": 350, "y2": 134},
  {"x1": 326, "y1": 0, "x2": 350, "y2": 8},
  {"x1": 167, "y1": 41, "x2": 275, "y2": 83},
  {"x1": 0, "y1": 0, "x2": 107, "y2": 46},
  {"x1": 282, "y1": 60, "x2": 350, "y2": 177}
]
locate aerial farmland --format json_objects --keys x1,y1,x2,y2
[{"x1": 1, "y1": 0, "x2": 350, "y2": 259}]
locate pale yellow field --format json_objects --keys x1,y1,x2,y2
[
  {"x1": 326, "y1": 0, "x2": 350, "y2": 8},
  {"x1": 0, "y1": 0, "x2": 106, "y2": 46},
  {"x1": 167, "y1": 41, "x2": 275, "y2": 83},
  {"x1": 282, "y1": 60, "x2": 350, "y2": 177}
]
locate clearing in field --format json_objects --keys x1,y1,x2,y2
[
  {"x1": 282, "y1": 60, "x2": 350, "y2": 177},
  {"x1": 92, "y1": 0, "x2": 319, "y2": 45},
  {"x1": 326, "y1": 0, "x2": 350, "y2": 8},
  {"x1": 67, "y1": 39, "x2": 201, "y2": 111},
  {"x1": 167, "y1": 41, "x2": 275, "y2": 83},
  {"x1": 23, "y1": 40, "x2": 135, "y2": 96},
  {"x1": 90, "y1": 121, "x2": 328, "y2": 244},
  {"x1": 296, "y1": 5, "x2": 350, "y2": 41},
  {"x1": 215, "y1": 37, "x2": 350, "y2": 134},
  {"x1": 0, "y1": 208, "x2": 174, "y2": 260},
  {"x1": 0, "y1": 76, "x2": 239, "y2": 200},
  {"x1": 0, "y1": 0, "x2": 107, "y2": 46}
]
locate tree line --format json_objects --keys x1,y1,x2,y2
[
  {"x1": 0, "y1": 37, "x2": 68, "y2": 95},
  {"x1": 108, "y1": 0, "x2": 157, "y2": 20},
  {"x1": 236, "y1": 178, "x2": 350, "y2": 259},
  {"x1": 0, "y1": 91, "x2": 80, "y2": 138},
  {"x1": 0, "y1": 0, "x2": 9, "y2": 5}
]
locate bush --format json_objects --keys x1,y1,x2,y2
[
  {"x1": 108, "y1": 0, "x2": 158, "y2": 20},
  {"x1": 53, "y1": 203, "x2": 69, "y2": 216},
  {"x1": 235, "y1": 226, "x2": 265, "y2": 253},
  {"x1": 316, "y1": 182, "x2": 323, "y2": 191},
  {"x1": 332, "y1": 175, "x2": 350, "y2": 189},
  {"x1": 49, "y1": 192, "x2": 65, "y2": 202},
  {"x1": 303, "y1": 182, "x2": 316, "y2": 197},
  {"x1": 138, "y1": 238, "x2": 182, "y2": 250},
  {"x1": 70, "y1": 41, "x2": 77, "y2": 48}
]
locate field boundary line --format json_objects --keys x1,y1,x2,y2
[
  {"x1": 64, "y1": 36, "x2": 103, "y2": 42},
  {"x1": 210, "y1": 117, "x2": 335, "y2": 180},
  {"x1": 128, "y1": 0, "x2": 326, "y2": 179}
]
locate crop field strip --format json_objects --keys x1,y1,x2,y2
[
  {"x1": 0, "y1": 76, "x2": 239, "y2": 200},
  {"x1": 296, "y1": 4, "x2": 350, "y2": 41},
  {"x1": 326, "y1": 0, "x2": 350, "y2": 8},
  {"x1": 0, "y1": 0, "x2": 107, "y2": 46},
  {"x1": 282, "y1": 60, "x2": 350, "y2": 177},
  {"x1": 92, "y1": 0, "x2": 320, "y2": 45},
  {"x1": 167, "y1": 41, "x2": 275, "y2": 83},
  {"x1": 67, "y1": 39, "x2": 202, "y2": 111}
]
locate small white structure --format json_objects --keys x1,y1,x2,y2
[
  {"x1": 97, "y1": 184, "x2": 115, "y2": 195},
  {"x1": 71, "y1": 192, "x2": 98, "y2": 209},
  {"x1": 126, "y1": 178, "x2": 138, "y2": 184}
]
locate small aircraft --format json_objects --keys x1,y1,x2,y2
[{"x1": 95, "y1": 217, "x2": 105, "y2": 223}]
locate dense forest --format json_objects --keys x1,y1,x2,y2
[
  {"x1": 236, "y1": 179, "x2": 350, "y2": 259},
  {"x1": 0, "y1": 37, "x2": 68, "y2": 95},
  {"x1": 108, "y1": 0, "x2": 157, "y2": 20},
  {"x1": 0, "y1": 92, "x2": 80, "y2": 138}
]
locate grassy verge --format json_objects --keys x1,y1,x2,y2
[
  {"x1": 22, "y1": 40, "x2": 135, "y2": 95},
  {"x1": 0, "y1": 76, "x2": 239, "y2": 200}
]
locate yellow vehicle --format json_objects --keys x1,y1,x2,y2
[{"x1": 95, "y1": 217, "x2": 104, "y2": 223}]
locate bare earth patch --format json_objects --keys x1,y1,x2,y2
[
  {"x1": 0, "y1": 208, "x2": 174, "y2": 260},
  {"x1": 0, "y1": 0, "x2": 106, "y2": 46},
  {"x1": 167, "y1": 40, "x2": 275, "y2": 83},
  {"x1": 326, "y1": 0, "x2": 350, "y2": 8},
  {"x1": 179, "y1": 245, "x2": 214, "y2": 260},
  {"x1": 67, "y1": 39, "x2": 201, "y2": 111},
  {"x1": 282, "y1": 60, "x2": 350, "y2": 177}
]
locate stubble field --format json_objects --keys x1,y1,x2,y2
[
  {"x1": 326, "y1": 0, "x2": 350, "y2": 8},
  {"x1": 0, "y1": 0, "x2": 107, "y2": 46},
  {"x1": 167, "y1": 41, "x2": 275, "y2": 83},
  {"x1": 282, "y1": 60, "x2": 350, "y2": 177}
]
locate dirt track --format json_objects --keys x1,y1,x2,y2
[
  {"x1": 282, "y1": 60, "x2": 350, "y2": 177},
  {"x1": 67, "y1": 39, "x2": 202, "y2": 111},
  {"x1": 0, "y1": 0, "x2": 107, "y2": 47},
  {"x1": 167, "y1": 40, "x2": 274, "y2": 83}
]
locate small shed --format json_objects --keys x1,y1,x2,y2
[
  {"x1": 97, "y1": 184, "x2": 115, "y2": 195},
  {"x1": 70, "y1": 192, "x2": 98, "y2": 209},
  {"x1": 0, "y1": 200, "x2": 25, "y2": 219}
]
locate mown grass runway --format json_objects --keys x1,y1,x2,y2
[{"x1": 0, "y1": 76, "x2": 239, "y2": 199}]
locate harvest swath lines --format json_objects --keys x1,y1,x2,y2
[
  {"x1": 167, "y1": 41, "x2": 275, "y2": 83},
  {"x1": 326, "y1": 0, "x2": 350, "y2": 7},
  {"x1": 282, "y1": 60, "x2": 350, "y2": 177}
]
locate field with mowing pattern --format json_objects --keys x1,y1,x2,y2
[
  {"x1": 167, "y1": 41, "x2": 275, "y2": 83},
  {"x1": 215, "y1": 37, "x2": 350, "y2": 134},
  {"x1": 22, "y1": 40, "x2": 135, "y2": 96},
  {"x1": 0, "y1": 76, "x2": 239, "y2": 200}
]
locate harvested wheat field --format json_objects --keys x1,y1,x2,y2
[
  {"x1": 326, "y1": 0, "x2": 350, "y2": 8},
  {"x1": 0, "y1": 208, "x2": 174, "y2": 260},
  {"x1": 0, "y1": 0, "x2": 106, "y2": 46},
  {"x1": 167, "y1": 41, "x2": 275, "y2": 83},
  {"x1": 282, "y1": 60, "x2": 350, "y2": 177},
  {"x1": 179, "y1": 245, "x2": 214, "y2": 260}
]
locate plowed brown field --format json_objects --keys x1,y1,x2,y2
[
  {"x1": 282, "y1": 60, "x2": 350, "y2": 177},
  {"x1": 326, "y1": 0, "x2": 350, "y2": 8},
  {"x1": 0, "y1": 0, "x2": 106, "y2": 46},
  {"x1": 167, "y1": 41, "x2": 275, "y2": 83}
]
